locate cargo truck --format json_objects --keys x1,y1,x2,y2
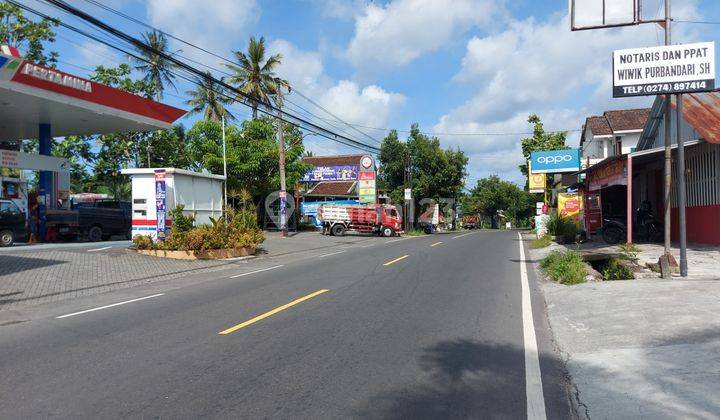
[{"x1": 317, "y1": 204, "x2": 402, "y2": 237}]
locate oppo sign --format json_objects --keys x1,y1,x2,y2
[{"x1": 530, "y1": 149, "x2": 580, "y2": 174}]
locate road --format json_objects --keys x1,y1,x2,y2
[{"x1": 0, "y1": 230, "x2": 573, "y2": 419}]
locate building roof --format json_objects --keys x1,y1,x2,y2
[
  {"x1": 639, "y1": 90, "x2": 720, "y2": 149},
  {"x1": 604, "y1": 108, "x2": 651, "y2": 132},
  {"x1": 586, "y1": 116, "x2": 612, "y2": 136},
  {"x1": 305, "y1": 181, "x2": 357, "y2": 197},
  {"x1": 302, "y1": 154, "x2": 365, "y2": 167},
  {"x1": 121, "y1": 168, "x2": 226, "y2": 181}
]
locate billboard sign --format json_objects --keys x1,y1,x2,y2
[
  {"x1": 613, "y1": 41, "x2": 715, "y2": 97},
  {"x1": 530, "y1": 149, "x2": 580, "y2": 173},
  {"x1": 155, "y1": 170, "x2": 167, "y2": 240},
  {"x1": 302, "y1": 165, "x2": 358, "y2": 182},
  {"x1": 558, "y1": 192, "x2": 584, "y2": 227}
]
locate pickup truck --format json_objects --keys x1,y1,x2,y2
[
  {"x1": 317, "y1": 204, "x2": 402, "y2": 237},
  {"x1": 46, "y1": 200, "x2": 131, "y2": 242}
]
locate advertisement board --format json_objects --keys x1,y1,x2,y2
[
  {"x1": 154, "y1": 170, "x2": 167, "y2": 240},
  {"x1": 530, "y1": 149, "x2": 580, "y2": 173},
  {"x1": 302, "y1": 165, "x2": 358, "y2": 182},
  {"x1": 528, "y1": 172, "x2": 546, "y2": 193},
  {"x1": 558, "y1": 192, "x2": 584, "y2": 227},
  {"x1": 613, "y1": 41, "x2": 715, "y2": 97}
]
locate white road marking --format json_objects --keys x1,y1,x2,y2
[
  {"x1": 56, "y1": 293, "x2": 165, "y2": 319},
  {"x1": 386, "y1": 238, "x2": 408, "y2": 244},
  {"x1": 518, "y1": 232, "x2": 547, "y2": 420},
  {"x1": 87, "y1": 246, "x2": 112, "y2": 252},
  {"x1": 453, "y1": 232, "x2": 475, "y2": 239},
  {"x1": 318, "y1": 250, "x2": 346, "y2": 258},
  {"x1": 230, "y1": 265, "x2": 284, "y2": 279}
]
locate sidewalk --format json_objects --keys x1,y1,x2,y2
[{"x1": 529, "y1": 236, "x2": 720, "y2": 419}]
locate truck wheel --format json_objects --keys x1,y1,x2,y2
[
  {"x1": 88, "y1": 226, "x2": 103, "y2": 242},
  {"x1": 0, "y1": 230, "x2": 14, "y2": 247},
  {"x1": 382, "y1": 226, "x2": 394, "y2": 237},
  {"x1": 331, "y1": 224, "x2": 346, "y2": 237}
]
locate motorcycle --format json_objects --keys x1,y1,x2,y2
[{"x1": 601, "y1": 203, "x2": 663, "y2": 245}]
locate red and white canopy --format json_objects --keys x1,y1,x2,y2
[{"x1": 0, "y1": 49, "x2": 186, "y2": 142}]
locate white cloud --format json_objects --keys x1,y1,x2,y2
[
  {"x1": 319, "y1": 80, "x2": 405, "y2": 128},
  {"x1": 146, "y1": 0, "x2": 259, "y2": 59},
  {"x1": 434, "y1": 1, "x2": 702, "y2": 185},
  {"x1": 268, "y1": 40, "x2": 327, "y2": 96},
  {"x1": 315, "y1": 0, "x2": 368, "y2": 20},
  {"x1": 346, "y1": 0, "x2": 501, "y2": 70}
]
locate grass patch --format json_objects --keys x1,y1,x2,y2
[
  {"x1": 530, "y1": 235, "x2": 552, "y2": 249},
  {"x1": 540, "y1": 250, "x2": 587, "y2": 285},
  {"x1": 404, "y1": 229, "x2": 426, "y2": 237}
]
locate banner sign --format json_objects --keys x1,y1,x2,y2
[
  {"x1": 528, "y1": 172, "x2": 546, "y2": 193},
  {"x1": 155, "y1": 170, "x2": 167, "y2": 240},
  {"x1": 359, "y1": 171, "x2": 376, "y2": 181},
  {"x1": 302, "y1": 165, "x2": 358, "y2": 182},
  {"x1": 613, "y1": 41, "x2": 715, "y2": 97},
  {"x1": 530, "y1": 149, "x2": 580, "y2": 173},
  {"x1": 0, "y1": 150, "x2": 70, "y2": 172},
  {"x1": 558, "y1": 193, "x2": 584, "y2": 227}
]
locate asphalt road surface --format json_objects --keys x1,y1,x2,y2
[{"x1": 0, "y1": 230, "x2": 573, "y2": 419}]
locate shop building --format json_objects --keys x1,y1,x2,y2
[{"x1": 581, "y1": 91, "x2": 720, "y2": 245}]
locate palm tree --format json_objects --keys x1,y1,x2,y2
[
  {"x1": 185, "y1": 72, "x2": 235, "y2": 122},
  {"x1": 133, "y1": 30, "x2": 177, "y2": 99},
  {"x1": 225, "y1": 36, "x2": 289, "y2": 118}
]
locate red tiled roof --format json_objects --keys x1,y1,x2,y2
[
  {"x1": 302, "y1": 154, "x2": 365, "y2": 167},
  {"x1": 604, "y1": 108, "x2": 650, "y2": 132},
  {"x1": 586, "y1": 116, "x2": 612, "y2": 136},
  {"x1": 305, "y1": 181, "x2": 357, "y2": 196}
]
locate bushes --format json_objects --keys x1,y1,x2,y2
[
  {"x1": 601, "y1": 258, "x2": 635, "y2": 280},
  {"x1": 540, "y1": 250, "x2": 587, "y2": 285},
  {"x1": 133, "y1": 206, "x2": 264, "y2": 252},
  {"x1": 546, "y1": 213, "x2": 579, "y2": 242}
]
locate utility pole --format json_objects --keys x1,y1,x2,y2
[
  {"x1": 222, "y1": 115, "x2": 228, "y2": 222},
  {"x1": 660, "y1": 0, "x2": 674, "y2": 278},
  {"x1": 277, "y1": 99, "x2": 288, "y2": 238}
]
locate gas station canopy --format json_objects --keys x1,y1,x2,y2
[{"x1": 0, "y1": 50, "x2": 187, "y2": 142}]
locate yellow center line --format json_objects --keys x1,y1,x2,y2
[
  {"x1": 431, "y1": 241, "x2": 443, "y2": 247},
  {"x1": 218, "y1": 289, "x2": 329, "y2": 335},
  {"x1": 383, "y1": 254, "x2": 409, "y2": 266}
]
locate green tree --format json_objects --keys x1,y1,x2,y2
[
  {"x1": 379, "y1": 124, "x2": 468, "y2": 205},
  {"x1": 0, "y1": 2, "x2": 58, "y2": 66},
  {"x1": 225, "y1": 36, "x2": 286, "y2": 119},
  {"x1": 132, "y1": 30, "x2": 177, "y2": 99},
  {"x1": 185, "y1": 72, "x2": 235, "y2": 122},
  {"x1": 519, "y1": 114, "x2": 568, "y2": 181},
  {"x1": 465, "y1": 175, "x2": 535, "y2": 227},
  {"x1": 52, "y1": 136, "x2": 94, "y2": 192},
  {"x1": 187, "y1": 118, "x2": 310, "y2": 199}
]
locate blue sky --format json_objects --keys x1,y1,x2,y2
[{"x1": 30, "y1": 0, "x2": 720, "y2": 186}]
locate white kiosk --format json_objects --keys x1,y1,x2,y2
[{"x1": 121, "y1": 168, "x2": 225, "y2": 239}]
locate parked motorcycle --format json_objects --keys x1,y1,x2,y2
[{"x1": 601, "y1": 202, "x2": 663, "y2": 244}]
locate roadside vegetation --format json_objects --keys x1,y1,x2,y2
[
  {"x1": 545, "y1": 213, "x2": 578, "y2": 243},
  {"x1": 133, "y1": 205, "x2": 264, "y2": 252},
  {"x1": 540, "y1": 250, "x2": 587, "y2": 285},
  {"x1": 530, "y1": 235, "x2": 552, "y2": 249}
]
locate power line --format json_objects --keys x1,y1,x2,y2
[
  {"x1": 16, "y1": 0, "x2": 380, "y2": 153},
  {"x1": 674, "y1": 20, "x2": 720, "y2": 25},
  {"x1": 75, "y1": 0, "x2": 383, "y2": 145}
]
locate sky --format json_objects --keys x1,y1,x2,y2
[{"x1": 27, "y1": 0, "x2": 720, "y2": 187}]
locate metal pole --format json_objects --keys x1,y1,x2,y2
[
  {"x1": 661, "y1": 0, "x2": 673, "y2": 277},
  {"x1": 626, "y1": 155, "x2": 633, "y2": 244},
  {"x1": 277, "y1": 102, "x2": 288, "y2": 237},
  {"x1": 222, "y1": 115, "x2": 228, "y2": 222},
  {"x1": 676, "y1": 94, "x2": 688, "y2": 276}
]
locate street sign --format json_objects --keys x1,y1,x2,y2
[
  {"x1": 613, "y1": 41, "x2": 715, "y2": 97},
  {"x1": 404, "y1": 188, "x2": 412, "y2": 200},
  {"x1": 530, "y1": 149, "x2": 580, "y2": 173}
]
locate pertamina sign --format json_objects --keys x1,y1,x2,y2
[{"x1": 613, "y1": 42, "x2": 715, "y2": 97}]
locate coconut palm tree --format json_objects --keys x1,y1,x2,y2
[
  {"x1": 225, "y1": 36, "x2": 289, "y2": 118},
  {"x1": 185, "y1": 72, "x2": 235, "y2": 122},
  {"x1": 133, "y1": 30, "x2": 177, "y2": 100}
]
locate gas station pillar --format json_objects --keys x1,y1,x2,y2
[{"x1": 38, "y1": 123, "x2": 52, "y2": 241}]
